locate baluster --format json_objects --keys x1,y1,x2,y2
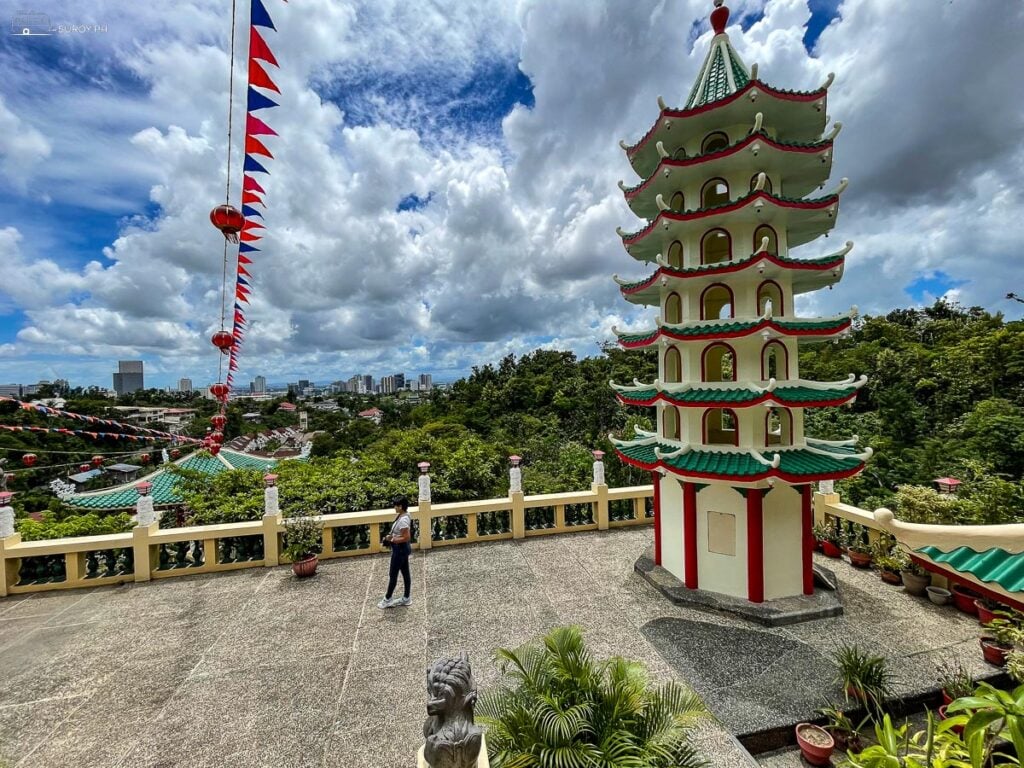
[
  {"x1": 191, "y1": 540, "x2": 204, "y2": 566},
  {"x1": 86, "y1": 551, "x2": 99, "y2": 578},
  {"x1": 123, "y1": 547, "x2": 134, "y2": 574},
  {"x1": 103, "y1": 550, "x2": 117, "y2": 577},
  {"x1": 175, "y1": 541, "x2": 188, "y2": 566},
  {"x1": 52, "y1": 555, "x2": 66, "y2": 581},
  {"x1": 159, "y1": 544, "x2": 170, "y2": 569}
]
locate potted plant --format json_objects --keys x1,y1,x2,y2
[
  {"x1": 874, "y1": 551, "x2": 905, "y2": 585},
  {"x1": 282, "y1": 508, "x2": 324, "y2": 578},
  {"x1": 821, "y1": 527, "x2": 844, "y2": 558},
  {"x1": 900, "y1": 560, "x2": 931, "y2": 596},
  {"x1": 811, "y1": 522, "x2": 829, "y2": 553},
  {"x1": 935, "y1": 659, "x2": 973, "y2": 705},
  {"x1": 816, "y1": 702, "x2": 869, "y2": 751},
  {"x1": 980, "y1": 616, "x2": 1020, "y2": 667},
  {"x1": 847, "y1": 539, "x2": 873, "y2": 568},
  {"x1": 795, "y1": 723, "x2": 834, "y2": 766},
  {"x1": 951, "y1": 583, "x2": 981, "y2": 615},
  {"x1": 973, "y1": 598, "x2": 1005, "y2": 626},
  {"x1": 831, "y1": 643, "x2": 894, "y2": 720}
]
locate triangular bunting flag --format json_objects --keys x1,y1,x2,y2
[
  {"x1": 242, "y1": 219, "x2": 264, "y2": 232},
  {"x1": 238, "y1": 265, "x2": 252, "y2": 278},
  {"x1": 251, "y1": 0, "x2": 276, "y2": 31},
  {"x1": 241, "y1": 191, "x2": 265, "y2": 206},
  {"x1": 248, "y1": 59, "x2": 280, "y2": 93},
  {"x1": 238, "y1": 243, "x2": 260, "y2": 254},
  {"x1": 246, "y1": 114, "x2": 278, "y2": 137},
  {"x1": 236, "y1": 291, "x2": 250, "y2": 303},
  {"x1": 250, "y1": 27, "x2": 279, "y2": 67},
  {"x1": 237, "y1": 253, "x2": 254, "y2": 265},
  {"x1": 247, "y1": 87, "x2": 279, "y2": 112},
  {"x1": 243, "y1": 154, "x2": 270, "y2": 174},
  {"x1": 240, "y1": 230, "x2": 262, "y2": 242},
  {"x1": 245, "y1": 135, "x2": 274, "y2": 159},
  {"x1": 241, "y1": 205, "x2": 263, "y2": 219},
  {"x1": 242, "y1": 175, "x2": 266, "y2": 192},
  {"x1": 238, "y1": 276, "x2": 250, "y2": 287}
]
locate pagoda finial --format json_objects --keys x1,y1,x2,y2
[{"x1": 711, "y1": 0, "x2": 729, "y2": 35}]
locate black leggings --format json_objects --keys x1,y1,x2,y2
[{"x1": 386, "y1": 543, "x2": 411, "y2": 599}]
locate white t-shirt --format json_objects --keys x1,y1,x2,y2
[{"x1": 390, "y1": 513, "x2": 411, "y2": 539}]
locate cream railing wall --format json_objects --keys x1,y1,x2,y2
[{"x1": 0, "y1": 455, "x2": 654, "y2": 597}]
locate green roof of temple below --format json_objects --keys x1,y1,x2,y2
[{"x1": 916, "y1": 546, "x2": 1024, "y2": 595}]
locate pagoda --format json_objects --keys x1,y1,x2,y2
[{"x1": 610, "y1": 0, "x2": 872, "y2": 604}]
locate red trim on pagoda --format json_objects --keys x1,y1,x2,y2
[
  {"x1": 701, "y1": 341, "x2": 738, "y2": 382},
  {"x1": 683, "y1": 481, "x2": 698, "y2": 589},
  {"x1": 756, "y1": 279, "x2": 785, "y2": 316},
  {"x1": 702, "y1": 408, "x2": 740, "y2": 446},
  {"x1": 652, "y1": 471, "x2": 662, "y2": 566},
  {"x1": 760, "y1": 339, "x2": 790, "y2": 380},
  {"x1": 623, "y1": 80, "x2": 829, "y2": 159},
  {"x1": 747, "y1": 489, "x2": 765, "y2": 603},
  {"x1": 620, "y1": 251, "x2": 845, "y2": 297},
  {"x1": 801, "y1": 484, "x2": 814, "y2": 595},
  {"x1": 700, "y1": 283, "x2": 735, "y2": 320},
  {"x1": 615, "y1": 448, "x2": 865, "y2": 484},
  {"x1": 624, "y1": 132, "x2": 833, "y2": 200},
  {"x1": 615, "y1": 389, "x2": 857, "y2": 410},
  {"x1": 909, "y1": 555, "x2": 1024, "y2": 615},
  {"x1": 622, "y1": 190, "x2": 839, "y2": 246},
  {"x1": 617, "y1": 316, "x2": 853, "y2": 349}
]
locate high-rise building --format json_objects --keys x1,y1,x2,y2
[
  {"x1": 113, "y1": 361, "x2": 144, "y2": 396},
  {"x1": 178, "y1": 378, "x2": 193, "y2": 393},
  {"x1": 298, "y1": 379, "x2": 311, "y2": 392},
  {"x1": 362, "y1": 375, "x2": 373, "y2": 393},
  {"x1": 393, "y1": 373, "x2": 405, "y2": 391},
  {"x1": 254, "y1": 376, "x2": 267, "y2": 394},
  {"x1": 419, "y1": 374, "x2": 432, "y2": 392},
  {"x1": 347, "y1": 375, "x2": 361, "y2": 393},
  {"x1": 609, "y1": 1, "x2": 869, "y2": 604},
  {"x1": 0, "y1": 384, "x2": 20, "y2": 398}
]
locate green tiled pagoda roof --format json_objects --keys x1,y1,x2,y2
[
  {"x1": 686, "y1": 38, "x2": 750, "y2": 109},
  {"x1": 615, "y1": 441, "x2": 864, "y2": 480},
  {"x1": 221, "y1": 450, "x2": 278, "y2": 472},
  {"x1": 617, "y1": 315, "x2": 851, "y2": 347},
  {"x1": 616, "y1": 385, "x2": 858, "y2": 408},
  {"x1": 916, "y1": 546, "x2": 1024, "y2": 595}
]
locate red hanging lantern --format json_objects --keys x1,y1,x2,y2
[
  {"x1": 91, "y1": 455, "x2": 104, "y2": 467},
  {"x1": 140, "y1": 453, "x2": 151, "y2": 465},
  {"x1": 211, "y1": 414, "x2": 227, "y2": 429},
  {"x1": 210, "y1": 382, "x2": 230, "y2": 401},
  {"x1": 210, "y1": 431, "x2": 225, "y2": 445},
  {"x1": 79, "y1": 464, "x2": 90, "y2": 473},
  {"x1": 170, "y1": 449, "x2": 181, "y2": 459},
  {"x1": 210, "y1": 444, "x2": 222, "y2": 456},
  {"x1": 21, "y1": 453, "x2": 37, "y2": 467},
  {"x1": 210, "y1": 204, "x2": 244, "y2": 243},
  {"x1": 211, "y1": 330, "x2": 234, "y2": 354}
]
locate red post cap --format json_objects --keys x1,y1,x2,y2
[
  {"x1": 592, "y1": 450, "x2": 606, "y2": 459},
  {"x1": 0, "y1": 491, "x2": 13, "y2": 505},
  {"x1": 417, "y1": 461, "x2": 431, "y2": 472},
  {"x1": 264, "y1": 473, "x2": 278, "y2": 487},
  {"x1": 135, "y1": 481, "x2": 153, "y2": 496},
  {"x1": 509, "y1": 455, "x2": 522, "y2": 466},
  {"x1": 710, "y1": 0, "x2": 729, "y2": 34}
]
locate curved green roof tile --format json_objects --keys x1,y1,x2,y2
[{"x1": 916, "y1": 546, "x2": 1024, "y2": 595}]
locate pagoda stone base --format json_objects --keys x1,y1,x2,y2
[{"x1": 635, "y1": 549, "x2": 843, "y2": 627}]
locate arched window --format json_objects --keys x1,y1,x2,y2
[
  {"x1": 702, "y1": 178, "x2": 730, "y2": 208},
  {"x1": 704, "y1": 408, "x2": 739, "y2": 446},
  {"x1": 750, "y1": 173, "x2": 773, "y2": 195},
  {"x1": 754, "y1": 225, "x2": 778, "y2": 256},
  {"x1": 757, "y1": 280, "x2": 784, "y2": 317},
  {"x1": 701, "y1": 284, "x2": 733, "y2": 320},
  {"x1": 765, "y1": 408, "x2": 793, "y2": 447},
  {"x1": 670, "y1": 191, "x2": 684, "y2": 212},
  {"x1": 665, "y1": 292, "x2": 682, "y2": 325},
  {"x1": 701, "y1": 131, "x2": 729, "y2": 154},
  {"x1": 664, "y1": 345, "x2": 682, "y2": 383},
  {"x1": 703, "y1": 343, "x2": 736, "y2": 382},
  {"x1": 667, "y1": 240, "x2": 684, "y2": 269},
  {"x1": 672, "y1": 146, "x2": 687, "y2": 160},
  {"x1": 761, "y1": 341, "x2": 789, "y2": 380},
  {"x1": 664, "y1": 406, "x2": 681, "y2": 440},
  {"x1": 701, "y1": 229, "x2": 731, "y2": 265}
]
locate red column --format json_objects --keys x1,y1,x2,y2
[
  {"x1": 747, "y1": 488, "x2": 765, "y2": 603},
  {"x1": 683, "y1": 481, "x2": 698, "y2": 589},
  {"x1": 801, "y1": 484, "x2": 814, "y2": 595},
  {"x1": 651, "y1": 471, "x2": 662, "y2": 566}
]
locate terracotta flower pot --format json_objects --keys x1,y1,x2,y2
[
  {"x1": 980, "y1": 638, "x2": 1010, "y2": 667},
  {"x1": 974, "y1": 599, "x2": 1000, "y2": 626},
  {"x1": 849, "y1": 550, "x2": 872, "y2": 568},
  {"x1": 880, "y1": 569, "x2": 902, "y2": 585},
  {"x1": 938, "y1": 705, "x2": 964, "y2": 736},
  {"x1": 821, "y1": 541, "x2": 843, "y2": 558},
  {"x1": 901, "y1": 570, "x2": 930, "y2": 596},
  {"x1": 795, "y1": 723, "x2": 835, "y2": 767},
  {"x1": 291, "y1": 554, "x2": 318, "y2": 578},
  {"x1": 952, "y1": 585, "x2": 980, "y2": 615},
  {"x1": 941, "y1": 689, "x2": 953, "y2": 706}
]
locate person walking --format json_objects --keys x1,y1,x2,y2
[{"x1": 378, "y1": 495, "x2": 413, "y2": 608}]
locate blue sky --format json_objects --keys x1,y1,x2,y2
[{"x1": 0, "y1": 0, "x2": 1021, "y2": 388}]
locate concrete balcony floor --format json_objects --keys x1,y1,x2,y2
[{"x1": 0, "y1": 528, "x2": 996, "y2": 767}]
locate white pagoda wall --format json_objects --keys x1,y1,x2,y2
[
  {"x1": 658, "y1": 475, "x2": 685, "y2": 579},
  {"x1": 762, "y1": 483, "x2": 805, "y2": 600},
  {"x1": 695, "y1": 484, "x2": 748, "y2": 598}
]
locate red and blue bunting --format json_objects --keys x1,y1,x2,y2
[
  {"x1": 225, "y1": 0, "x2": 283, "y2": 388},
  {"x1": 0, "y1": 396, "x2": 201, "y2": 444}
]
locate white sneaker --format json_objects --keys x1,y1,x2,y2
[
  {"x1": 377, "y1": 597, "x2": 395, "y2": 609},
  {"x1": 396, "y1": 596, "x2": 412, "y2": 606}
]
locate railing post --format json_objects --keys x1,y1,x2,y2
[
  {"x1": 592, "y1": 450, "x2": 609, "y2": 530},
  {"x1": 263, "y1": 474, "x2": 282, "y2": 566},
  {"x1": 0, "y1": 491, "x2": 16, "y2": 597},
  {"x1": 417, "y1": 462, "x2": 432, "y2": 550},
  {"x1": 813, "y1": 481, "x2": 839, "y2": 526},
  {"x1": 133, "y1": 482, "x2": 156, "y2": 583},
  {"x1": 509, "y1": 456, "x2": 525, "y2": 539}
]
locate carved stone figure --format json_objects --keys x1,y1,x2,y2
[{"x1": 423, "y1": 653, "x2": 483, "y2": 768}]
